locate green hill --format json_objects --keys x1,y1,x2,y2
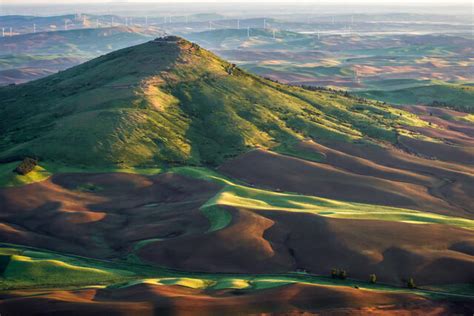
[
  {"x1": 0, "y1": 36, "x2": 428, "y2": 168},
  {"x1": 357, "y1": 83, "x2": 474, "y2": 113}
]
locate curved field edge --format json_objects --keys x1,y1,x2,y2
[
  {"x1": 1, "y1": 162, "x2": 473, "y2": 232},
  {"x1": 0, "y1": 243, "x2": 470, "y2": 301},
  {"x1": 171, "y1": 167, "x2": 474, "y2": 232}
]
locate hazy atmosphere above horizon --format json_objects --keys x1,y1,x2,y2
[{"x1": 2, "y1": 0, "x2": 472, "y2": 4}]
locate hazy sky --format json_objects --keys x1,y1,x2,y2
[{"x1": 2, "y1": 0, "x2": 472, "y2": 4}]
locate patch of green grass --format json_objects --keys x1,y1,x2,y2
[
  {"x1": 456, "y1": 114, "x2": 474, "y2": 123},
  {"x1": 357, "y1": 83, "x2": 474, "y2": 113},
  {"x1": 174, "y1": 167, "x2": 474, "y2": 232},
  {"x1": 76, "y1": 182, "x2": 103, "y2": 192},
  {"x1": 0, "y1": 246, "x2": 138, "y2": 290},
  {"x1": 0, "y1": 243, "x2": 470, "y2": 301},
  {"x1": 208, "y1": 182, "x2": 474, "y2": 231},
  {"x1": 200, "y1": 205, "x2": 233, "y2": 233},
  {"x1": 0, "y1": 162, "x2": 52, "y2": 187},
  {"x1": 0, "y1": 160, "x2": 165, "y2": 188},
  {"x1": 132, "y1": 238, "x2": 164, "y2": 252}
]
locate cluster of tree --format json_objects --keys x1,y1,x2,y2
[
  {"x1": 226, "y1": 63, "x2": 237, "y2": 75},
  {"x1": 428, "y1": 100, "x2": 472, "y2": 114},
  {"x1": 14, "y1": 157, "x2": 38, "y2": 175},
  {"x1": 331, "y1": 268, "x2": 347, "y2": 280},
  {"x1": 299, "y1": 85, "x2": 370, "y2": 103},
  {"x1": 407, "y1": 277, "x2": 416, "y2": 289},
  {"x1": 369, "y1": 274, "x2": 377, "y2": 284},
  {"x1": 329, "y1": 271, "x2": 416, "y2": 289}
]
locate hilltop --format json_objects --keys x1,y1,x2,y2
[{"x1": 0, "y1": 36, "x2": 430, "y2": 167}]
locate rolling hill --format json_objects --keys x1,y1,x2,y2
[
  {"x1": 357, "y1": 83, "x2": 474, "y2": 113},
  {"x1": 0, "y1": 36, "x2": 434, "y2": 168},
  {"x1": 0, "y1": 26, "x2": 163, "y2": 85},
  {"x1": 0, "y1": 36, "x2": 473, "y2": 314}
]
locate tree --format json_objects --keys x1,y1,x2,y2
[
  {"x1": 369, "y1": 274, "x2": 377, "y2": 284},
  {"x1": 14, "y1": 158, "x2": 38, "y2": 176},
  {"x1": 407, "y1": 278, "x2": 416, "y2": 289}
]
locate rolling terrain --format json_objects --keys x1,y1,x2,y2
[
  {"x1": 184, "y1": 29, "x2": 474, "y2": 92},
  {"x1": 0, "y1": 36, "x2": 473, "y2": 314},
  {"x1": 357, "y1": 82, "x2": 474, "y2": 113},
  {"x1": 0, "y1": 26, "x2": 163, "y2": 85}
]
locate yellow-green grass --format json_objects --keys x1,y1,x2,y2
[
  {"x1": 170, "y1": 167, "x2": 474, "y2": 232},
  {"x1": 357, "y1": 83, "x2": 474, "y2": 113},
  {"x1": 1, "y1": 244, "x2": 470, "y2": 300},
  {"x1": 107, "y1": 274, "x2": 444, "y2": 300},
  {"x1": 0, "y1": 247, "x2": 138, "y2": 290},
  {"x1": 0, "y1": 160, "x2": 165, "y2": 188},
  {"x1": 206, "y1": 182, "x2": 474, "y2": 231},
  {"x1": 1, "y1": 162, "x2": 471, "y2": 233},
  {"x1": 0, "y1": 162, "x2": 52, "y2": 187},
  {"x1": 456, "y1": 114, "x2": 474, "y2": 123}
]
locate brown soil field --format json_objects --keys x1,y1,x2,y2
[
  {"x1": 140, "y1": 206, "x2": 474, "y2": 285},
  {"x1": 218, "y1": 148, "x2": 470, "y2": 218},
  {"x1": 0, "y1": 172, "x2": 221, "y2": 259},
  {"x1": 1, "y1": 171, "x2": 473, "y2": 286},
  {"x1": 0, "y1": 283, "x2": 470, "y2": 316}
]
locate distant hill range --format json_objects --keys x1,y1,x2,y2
[{"x1": 0, "y1": 26, "x2": 163, "y2": 85}]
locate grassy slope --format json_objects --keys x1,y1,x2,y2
[
  {"x1": 0, "y1": 37, "x2": 432, "y2": 168},
  {"x1": 2, "y1": 161, "x2": 471, "y2": 231},
  {"x1": 1, "y1": 243, "x2": 464, "y2": 300},
  {"x1": 0, "y1": 162, "x2": 51, "y2": 187},
  {"x1": 0, "y1": 246, "x2": 140, "y2": 290},
  {"x1": 357, "y1": 83, "x2": 474, "y2": 112},
  {"x1": 172, "y1": 167, "x2": 474, "y2": 232}
]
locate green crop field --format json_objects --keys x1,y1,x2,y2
[
  {"x1": 0, "y1": 243, "x2": 469, "y2": 301},
  {"x1": 171, "y1": 167, "x2": 474, "y2": 232},
  {"x1": 358, "y1": 82, "x2": 474, "y2": 113}
]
